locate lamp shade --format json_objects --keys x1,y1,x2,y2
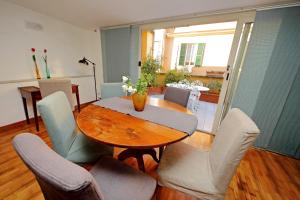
[{"x1": 78, "y1": 57, "x2": 89, "y2": 65}]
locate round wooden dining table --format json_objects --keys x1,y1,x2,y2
[{"x1": 76, "y1": 96, "x2": 193, "y2": 171}]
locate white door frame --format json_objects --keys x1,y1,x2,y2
[
  {"x1": 139, "y1": 11, "x2": 256, "y2": 134},
  {"x1": 221, "y1": 23, "x2": 253, "y2": 119},
  {"x1": 212, "y1": 13, "x2": 256, "y2": 134}
]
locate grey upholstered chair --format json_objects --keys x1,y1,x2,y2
[
  {"x1": 13, "y1": 133, "x2": 156, "y2": 200},
  {"x1": 39, "y1": 79, "x2": 74, "y2": 109},
  {"x1": 164, "y1": 87, "x2": 191, "y2": 107},
  {"x1": 157, "y1": 108, "x2": 260, "y2": 200},
  {"x1": 37, "y1": 91, "x2": 113, "y2": 163},
  {"x1": 100, "y1": 82, "x2": 125, "y2": 99}
]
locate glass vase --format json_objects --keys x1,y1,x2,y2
[
  {"x1": 45, "y1": 63, "x2": 51, "y2": 79},
  {"x1": 132, "y1": 92, "x2": 147, "y2": 112}
]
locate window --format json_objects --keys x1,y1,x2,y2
[
  {"x1": 153, "y1": 29, "x2": 165, "y2": 65},
  {"x1": 178, "y1": 43, "x2": 205, "y2": 67}
]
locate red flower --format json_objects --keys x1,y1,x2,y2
[
  {"x1": 44, "y1": 49, "x2": 47, "y2": 53},
  {"x1": 31, "y1": 48, "x2": 35, "y2": 52}
]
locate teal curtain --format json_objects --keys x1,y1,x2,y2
[
  {"x1": 231, "y1": 10, "x2": 283, "y2": 116},
  {"x1": 129, "y1": 26, "x2": 140, "y2": 83},
  {"x1": 268, "y1": 66, "x2": 300, "y2": 157},
  {"x1": 101, "y1": 26, "x2": 140, "y2": 83},
  {"x1": 232, "y1": 6, "x2": 300, "y2": 158}
]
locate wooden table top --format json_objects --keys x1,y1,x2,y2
[{"x1": 76, "y1": 96, "x2": 192, "y2": 149}]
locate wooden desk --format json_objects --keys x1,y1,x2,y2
[
  {"x1": 18, "y1": 85, "x2": 80, "y2": 131},
  {"x1": 77, "y1": 97, "x2": 192, "y2": 171}
]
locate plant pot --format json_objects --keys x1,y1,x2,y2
[
  {"x1": 147, "y1": 86, "x2": 163, "y2": 95},
  {"x1": 199, "y1": 91, "x2": 220, "y2": 104},
  {"x1": 132, "y1": 93, "x2": 147, "y2": 111},
  {"x1": 161, "y1": 86, "x2": 166, "y2": 94}
]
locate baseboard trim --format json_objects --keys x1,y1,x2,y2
[
  {"x1": 0, "y1": 117, "x2": 43, "y2": 133},
  {"x1": 0, "y1": 100, "x2": 97, "y2": 133}
]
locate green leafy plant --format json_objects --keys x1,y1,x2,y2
[
  {"x1": 164, "y1": 69, "x2": 188, "y2": 85},
  {"x1": 206, "y1": 80, "x2": 222, "y2": 93},
  {"x1": 122, "y1": 75, "x2": 148, "y2": 95},
  {"x1": 141, "y1": 56, "x2": 162, "y2": 87},
  {"x1": 135, "y1": 76, "x2": 148, "y2": 94}
]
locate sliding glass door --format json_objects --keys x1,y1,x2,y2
[
  {"x1": 212, "y1": 17, "x2": 255, "y2": 134},
  {"x1": 220, "y1": 23, "x2": 253, "y2": 120}
]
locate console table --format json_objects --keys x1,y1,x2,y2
[{"x1": 18, "y1": 85, "x2": 80, "y2": 131}]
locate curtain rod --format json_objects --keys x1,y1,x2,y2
[{"x1": 100, "y1": 1, "x2": 300, "y2": 30}]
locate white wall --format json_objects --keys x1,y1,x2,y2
[
  {"x1": 170, "y1": 34, "x2": 234, "y2": 69},
  {"x1": 0, "y1": 1, "x2": 103, "y2": 127}
]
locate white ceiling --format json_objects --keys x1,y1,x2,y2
[{"x1": 5, "y1": 0, "x2": 294, "y2": 29}]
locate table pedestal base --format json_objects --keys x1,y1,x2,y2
[{"x1": 118, "y1": 148, "x2": 159, "y2": 172}]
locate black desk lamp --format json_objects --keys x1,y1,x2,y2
[{"x1": 78, "y1": 57, "x2": 98, "y2": 100}]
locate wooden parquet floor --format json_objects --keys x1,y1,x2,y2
[{"x1": 0, "y1": 116, "x2": 299, "y2": 200}]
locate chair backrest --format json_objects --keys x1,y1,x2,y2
[
  {"x1": 209, "y1": 108, "x2": 260, "y2": 193},
  {"x1": 13, "y1": 133, "x2": 103, "y2": 200},
  {"x1": 100, "y1": 82, "x2": 125, "y2": 99},
  {"x1": 39, "y1": 79, "x2": 74, "y2": 108},
  {"x1": 37, "y1": 91, "x2": 76, "y2": 157},
  {"x1": 164, "y1": 87, "x2": 191, "y2": 107}
]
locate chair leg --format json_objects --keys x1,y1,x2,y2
[
  {"x1": 136, "y1": 155, "x2": 145, "y2": 172},
  {"x1": 118, "y1": 148, "x2": 159, "y2": 171},
  {"x1": 159, "y1": 146, "x2": 165, "y2": 161},
  {"x1": 155, "y1": 185, "x2": 162, "y2": 200}
]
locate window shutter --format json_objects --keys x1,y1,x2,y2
[
  {"x1": 179, "y1": 43, "x2": 187, "y2": 66},
  {"x1": 195, "y1": 43, "x2": 205, "y2": 66}
]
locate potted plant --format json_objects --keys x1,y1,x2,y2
[
  {"x1": 200, "y1": 80, "x2": 222, "y2": 103},
  {"x1": 164, "y1": 69, "x2": 189, "y2": 85},
  {"x1": 122, "y1": 76, "x2": 148, "y2": 111},
  {"x1": 141, "y1": 56, "x2": 162, "y2": 94}
]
